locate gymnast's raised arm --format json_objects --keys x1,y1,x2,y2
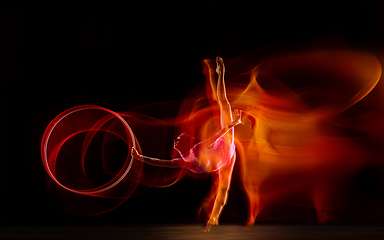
[{"x1": 194, "y1": 109, "x2": 242, "y2": 149}]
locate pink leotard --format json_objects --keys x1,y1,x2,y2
[{"x1": 183, "y1": 137, "x2": 236, "y2": 174}]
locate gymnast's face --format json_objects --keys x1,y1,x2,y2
[
  {"x1": 173, "y1": 135, "x2": 186, "y2": 151},
  {"x1": 173, "y1": 133, "x2": 192, "y2": 154}
]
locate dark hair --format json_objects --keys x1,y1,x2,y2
[{"x1": 175, "y1": 133, "x2": 196, "y2": 155}]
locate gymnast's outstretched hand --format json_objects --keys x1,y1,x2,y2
[{"x1": 131, "y1": 147, "x2": 142, "y2": 160}]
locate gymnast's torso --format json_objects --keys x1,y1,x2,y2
[{"x1": 180, "y1": 137, "x2": 236, "y2": 174}]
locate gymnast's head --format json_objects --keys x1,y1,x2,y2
[{"x1": 173, "y1": 133, "x2": 196, "y2": 157}]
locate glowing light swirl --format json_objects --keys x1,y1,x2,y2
[{"x1": 41, "y1": 105, "x2": 137, "y2": 196}]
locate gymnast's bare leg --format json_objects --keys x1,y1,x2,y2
[{"x1": 202, "y1": 57, "x2": 236, "y2": 232}]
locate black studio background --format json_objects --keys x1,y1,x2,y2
[{"x1": 0, "y1": 1, "x2": 384, "y2": 226}]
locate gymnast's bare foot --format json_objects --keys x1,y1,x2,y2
[
  {"x1": 243, "y1": 219, "x2": 255, "y2": 230},
  {"x1": 202, "y1": 218, "x2": 218, "y2": 233},
  {"x1": 216, "y1": 56, "x2": 225, "y2": 75}
]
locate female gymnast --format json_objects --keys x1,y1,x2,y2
[{"x1": 131, "y1": 57, "x2": 242, "y2": 232}]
